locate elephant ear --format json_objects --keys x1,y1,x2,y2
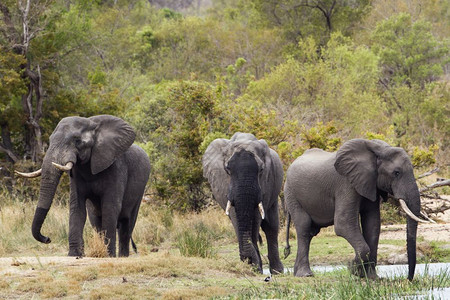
[
  {"x1": 89, "y1": 115, "x2": 136, "y2": 175},
  {"x1": 202, "y1": 138, "x2": 231, "y2": 210},
  {"x1": 334, "y1": 139, "x2": 388, "y2": 202},
  {"x1": 257, "y1": 139, "x2": 272, "y2": 185}
]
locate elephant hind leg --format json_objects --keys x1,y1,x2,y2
[
  {"x1": 290, "y1": 204, "x2": 315, "y2": 277},
  {"x1": 118, "y1": 218, "x2": 131, "y2": 257}
]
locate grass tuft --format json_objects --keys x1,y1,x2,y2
[
  {"x1": 175, "y1": 221, "x2": 217, "y2": 258},
  {"x1": 85, "y1": 230, "x2": 109, "y2": 258}
]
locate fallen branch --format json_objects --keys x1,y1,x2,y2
[
  {"x1": 419, "y1": 179, "x2": 450, "y2": 193},
  {"x1": 417, "y1": 167, "x2": 440, "y2": 179}
]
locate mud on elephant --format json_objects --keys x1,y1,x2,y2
[
  {"x1": 202, "y1": 132, "x2": 284, "y2": 274},
  {"x1": 284, "y1": 139, "x2": 431, "y2": 280},
  {"x1": 16, "y1": 115, "x2": 151, "y2": 257}
]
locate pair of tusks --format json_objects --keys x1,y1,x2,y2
[
  {"x1": 14, "y1": 162, "x2": 73, "y2": 178},
  {"x1": 399, "y1": 199, "x2": 435, "y2": 224},
  {"x1": 225, "y1": 200, "x2": 265, "y2": 220}
]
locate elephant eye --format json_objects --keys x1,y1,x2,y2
[
  {"x1": 74, "y1": 138, "x2": 82, "y2": 148},
  {"x1": 393, "y1": 170, "x2": 401, "y2": 177}
]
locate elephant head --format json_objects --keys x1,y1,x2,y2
[
  {"x1": 334, "y1": 139, "x2": 423, "y2": 280},
  {"x1": 16, "y1": 115, "x2": 135, "y2": 244},
  {"x1": 203, "y1": 133, "x2": 273, "y2": 271}
]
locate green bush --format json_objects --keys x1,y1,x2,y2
[
  {"x1": 175, "y1": 221, "x2": 216, "y2": 258},
  {"x1": 411, "y1": 145, "x2": 438, "y2": 168}
]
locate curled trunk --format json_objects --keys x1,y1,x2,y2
[{"x1": 31, "y1": 153, "x2": 63, "y2": 244}]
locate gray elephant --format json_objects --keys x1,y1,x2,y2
[
  {"x1": 16, "y1": 115, "x2": 151, "y2": 257},
  {"x1": 202, "y1": 132, "x2": 284, "y2": 274},
  {"x1": 284, "y1": 139, "x2": 430, "y2": 280}
]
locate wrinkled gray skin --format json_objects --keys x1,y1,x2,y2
[
  {"x1": 30, "y1": 115, "x2": 151, "y2": 257},
  {"x1": 203, "y1": 133, "x2": 284, "y2": 274},
  {"x1": 285, "y1": 139, "x2": 420, "y2": 280}
]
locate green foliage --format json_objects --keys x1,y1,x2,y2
[
  {"x1": 1, "y1": 0, "x2": 449, "y2": 212},
  {"x1": 365, "y1": 125, "x2": 396, "y2": 145},
  {"x1": 302, "y1": 122, "x2": 341, "y2": 151},
  {"x1": 175, "y1": 221, "x2": 216, "y2": 258},
  {"x1": 199, "y1": 132, "x2": 229, "y2": 154},
  {"x1": 411, "y1": 145, "x2": 439, "y2": 168},
  {"x1": 371, "y1": 13, "x2": 449, "y2": 87},
  {"x1": 380, "y1": 201, "x2": 405, "y2": 225}
]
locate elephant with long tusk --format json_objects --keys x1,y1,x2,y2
[
  {"x1": 284, "y1": 139, "x2": 431, "y2": 281},
  {"x1": 15, "y1": 115, "x2": 151, "y2": 257}
]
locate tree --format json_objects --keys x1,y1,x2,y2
[
  {"x1": 371, "y1": 13, "x2": 449, "y2": 88},
  {"x1": 0, "y1": 0, "x2": 58, "y2": 162},
  {"x1": 0, "y1": 47, "x2": 26, "y2": 163},
  {"x1": 252, "y1": 0, "x2": 370, "y2": 44}
]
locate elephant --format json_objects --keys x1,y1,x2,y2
[
  {"x1": 16, "y1": 115, "x2": 151, "y2": 257},
  {"x1": 284, "y1": 138, "x2": 430, "y2": 280},
  {"x1": 202, "y1": 132, "x2": 284, "y2": 274}
]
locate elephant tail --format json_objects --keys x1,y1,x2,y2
[
  {"x1": 131, "y1": 237, "x2": 138, "y2": 254},
  {"x1": 284, "y1": 213, "x2": 291, "y2": 259}
]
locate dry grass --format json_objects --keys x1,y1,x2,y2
[{"x1": 85, "y1": 230, "x2": 109, "y2": 258}]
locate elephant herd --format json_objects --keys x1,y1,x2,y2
[{"x1": 15, "y1": 115, "x2": 431, "y2": 281}]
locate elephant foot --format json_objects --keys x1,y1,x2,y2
[
  {"x1": 349, "y1": 261, "x2": 378, "y2": 280},
  {"x1": 68, "y1": 248, "x2": 84, "y2": 257},
  {"x1": 294, "y1": 266, "x2": 314, "y2": 277},
  {"x1": 269, "y1": 261, "x2": 284, "y2": 275}
]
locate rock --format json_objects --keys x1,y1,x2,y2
[
  {"x1": 387, "y1": 251, "x2": 424, "y2": 265},
  {"x1": 387, "y1": 253, "x2": 408, "y2": 264}
]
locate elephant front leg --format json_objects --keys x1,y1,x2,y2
[
  {"x1": 334, "y1": 196, "x2": 373, "y2": 279},
  {"x1": 68, "y1": 186, "x2": 87, "y2": 257},
  {"x1": 360, "y1": 199, "x2": 381, "y2": 279},
  {"x1": 261, "y1": 205, "x2": 284, "y2": 274}
]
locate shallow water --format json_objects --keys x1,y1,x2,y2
[{"x1": 264, "y1": 263, "x2": 450, "y2": 299}]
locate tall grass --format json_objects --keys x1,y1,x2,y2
[{"x1": 175, "y1": 221, "x2": 217, "y2": 258}]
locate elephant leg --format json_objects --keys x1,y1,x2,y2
[
  {"x1": 290, "y1": 202, "x2": 315, "y2": 277},
  {"x1": 86, "y1": 199, "x2": 102, "y2": 233},
  {"x1": 360, "y1": 199, "x2": 381, "y2": 279},
  {"x1": 68, "y1": 183, "x2": 87, "y2": 257},
  {"x1": 334, "y1": 195, "x2": 371, "y2": 278},
  {"x1": 118, "y1": 218, "x2": 131, "y2": 257},
  {"x1": 101, "y1": 194, "x2": 122, "y2": 257},
  {"x1": 251, "y1": 219, "x2": 263, "y2": 272},
  {"x1": 261, "y1": 203, "x2": 284, "y2": 274}
]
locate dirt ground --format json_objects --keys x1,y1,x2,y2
[{"x1": 381, "y1": 209, "x2": 450, "y2": 242}]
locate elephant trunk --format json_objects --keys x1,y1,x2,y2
[
  {"x1": 31, "y1": 152, "x2": 63, "y2": 244},
  {"x1": 405, "y1": 189, "x2": 421, "y2": 281},
  {"x1": 237, "y1": 226, "x2": 260, "y2": 269},
  {"x1": 396, "y1": 180, "x2": 421, "y2": 281},
  {"x1": 235, "y1": 203, "x2": 261, "y2": 272}
]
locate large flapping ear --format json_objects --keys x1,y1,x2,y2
[
  {"x1": 334, "y1": 139, "x2": 389, "y2": 202},
  {"x1": 202, "y1": 138, "x2": 231, "y2": 210},
  {"x1": 89, "y1": 115, "x2": 136, "y2": 175}
]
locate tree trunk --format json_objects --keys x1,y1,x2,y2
[
  {"x1": 0, "y1": 123, "x2": 19, "y2": 163},
  {"x1": 22, "y1": 67, "x2": 44, "y2": 163}
]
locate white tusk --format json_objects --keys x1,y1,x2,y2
[
  {"x1": 420, "y1": 210, "x2": 436, "y2": 224},
  {"x1": 52, "y1": 161, "x2": 73, "y2": 172},
  {"x1": 399, "y1": 199, "x2": 429, "y2": 223},
  {"x1": 225, "y1": 200, "x2": 231, "y2": 216},
  {"x1": 258, "y1": 202, "x2": 265, "y2": 220},
  {"x1": 15, "y1": 169, "x2": 42, "y2": 178}
]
